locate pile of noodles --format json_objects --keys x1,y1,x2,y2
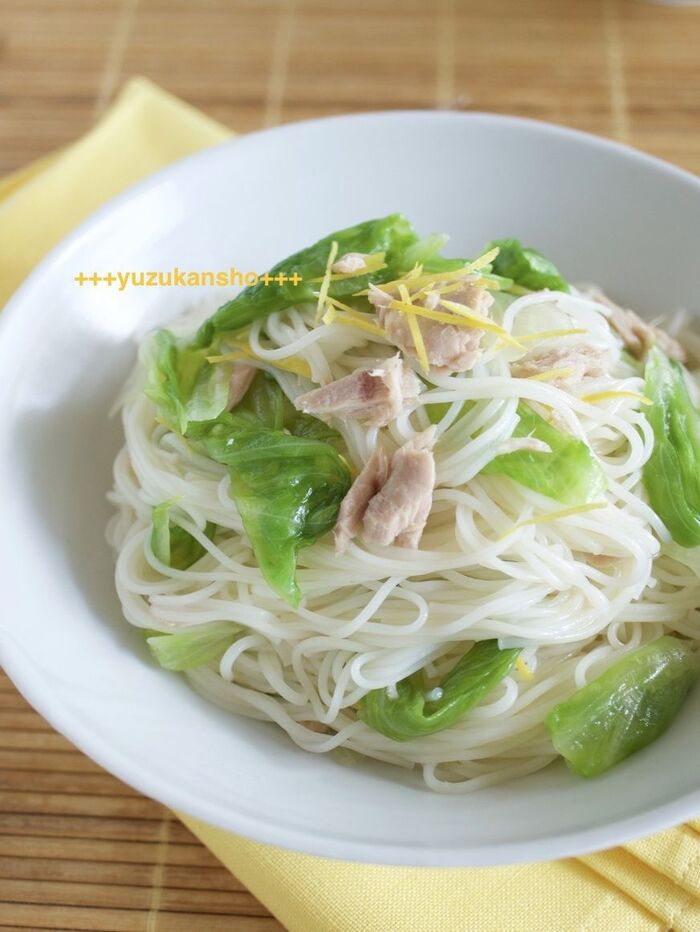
[{"x1": 107, "y1": 287, "x2": 700, "y2": 792}]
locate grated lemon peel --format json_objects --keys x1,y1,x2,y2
[
  {"x1": 499, "y1": 502, "x2": 608, "y2": 539},
  {"x1": 207, "y1": 344, "x2": 312, "y2": 379},
  {"x1": 387, "y1": 298, "x2": 523, "y2": 351},
  {"x1": 354, "y1": 247, "x2": 500, "y2": 298},
  {"x1": 398, "y1": 283, "x2": 430, "y2": 374},
  {"x1": 517, "y1": 328, "x2": 589, "y2": 344},
  {"x1": 308, "y1": 251, "x2": 387, "y2": 283},
  {"x1": 322, "y1": 305, "x2": 386, "y2": 338},
  {"x1": 314, "y1": 240, "x2": 339, "y2": 325},
  {"x1": 515, "y1": 656, "x2": 534, "y2": 680},
  {"x1": 580, "y1": 390, "x2": 652, "y2": 406}
]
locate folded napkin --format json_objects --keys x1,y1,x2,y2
[
  {"x1": 3, "y1": 76, "x2": 699, "y2": 932},
  {"x1": 0, "y1": 76, "x2": 229, "y2": 307}
]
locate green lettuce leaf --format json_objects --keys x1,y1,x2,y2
[
  {"x1": 194, "y1": 214, "x2": 423, "y2": 347},
  {"x1": 183, "y1": 373, "x2": 350, "y2": 605},
  {"x1": 401, "y1": 233, "x2": 449, "y2": 268},
  {"x1": 230, "y1": 371, "x2": 347, "y2": 451},
  {"x1": 546, "y1": 635, "x2": 700, "y2": 778},
  {"x1": 145, "y1": 330, "x2": 229, "y2": 434},
  {"x1": 233, "y1": 369, "x2": 292, "y2": 429},
  {"x1": 643, "y1": 346, "x2": 700, "y2": 547},
  {"x1": 186, "y1": 358, "x2": 233, "y2": 424},
  {"x1": 487, "y1": 238, "x2": 569, "y2": 292},
  {"x1": 151, "y1": 502, "x2": 216, "y2": 570},
  {"x1": 481, "y1": 403, "x2": 606, "y2": 504},
  {"x1": 196, "y1": 414, "x2": 351, "y2": 606},
  {"x1": 359, "y1": 640, "x2": 520, "y2": 741},
  {"x1": 146, "y1": 622, "x2": 243, "y2": 671},
  {"x1": 290, "y1": 411, "x2": 348, "y2": 451}
]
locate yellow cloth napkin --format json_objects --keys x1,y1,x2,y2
[
  {"x1": 3, "y1": 76, "x2": 699, "y2": 932},
  {"x1": 0, "y1": 76, "x2": 230, "y2": 308}
]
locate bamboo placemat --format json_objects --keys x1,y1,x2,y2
[
  {"x1": 0, "y1": 670, "x2": 284, "y2": 930},
  {"x1": 1, "y1": 0, "x2": 700, "y2": 929}
]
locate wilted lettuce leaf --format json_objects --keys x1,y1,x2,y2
[
  {"x1": 359, "y1": 640, "x2": 520, "y2": 741},
  {"x1": 227, "y1": 371, "x2": 346, "y2": 450},
  {"x1": 198, "y1": 417, "x2": 351, "y2": 606},
  {"x1": 146, "y1": 622, "x2": 243, "y2": 671},
  {"x1": 643, "y1": 346, "x2": 700, "y2": 547},
  {"x1": 151, "y1": 501, "x2": 216, "y2": 570},
  {"x1": 145, "y1": 330, "x2": 229, "y2": 434},
  {"x1": 487, "y1": 238, "x2": 569, "y2": 292},
  {"x1": 401, "y1": 233, "x2": 450, "y2": 269},
  {"x1": 546, "y1": 636, "x2": 700, "y2": 777},
  {"x1": 195, "y1": 214, "x2": 424, "y2": 347},
  {"x1": 233, "y1": 370, "x2": 291, "y2": 430},
  {"x1": 481, "y1": 403, "x2": 606, "y2": 504}
]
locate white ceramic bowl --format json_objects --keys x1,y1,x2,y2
[{"x1": 2, "y1": 112, "x2": 699, "y2": 867}]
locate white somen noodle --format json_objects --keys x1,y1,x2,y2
[{"x1": 107, "y1": 287, "x2": 700, "y2": 792}]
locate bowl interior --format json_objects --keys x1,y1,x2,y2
[{"x1": 1, "y1": 112, "x2": 700, "y2": 866}]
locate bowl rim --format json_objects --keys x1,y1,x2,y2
[{"x1": 2, "y1": 109, "x2": 700, "y2": 867}]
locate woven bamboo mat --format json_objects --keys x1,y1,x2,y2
[{"x1": 1, "y1": 0, "x2": 700, "y2": 929}]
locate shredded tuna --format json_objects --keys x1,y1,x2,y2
[
  {"x1": 511, "y1": 344, "x2": 608, "y2": 388},
  {"x1": 332, "y1": 252, "x2": 369, "y2": 274},
  {"x1": 362, "y1": 427, "x2": 437, "y2": 549},
  {"x1": 368, "y1": 282, "x2": 494, "y2": 373},
  {"x1": 497, "y1": 437, "x2": 552, "y2": 455},
  {"x1": 367, "y1": 284, "x2": 392, "y2": 308},
  {"x1": 295, "y1": 355, "x2": 421, "y2": 427},
  {"x1": 444, "y1": 282, "x2": 494, "y2": 317},
  {"x1": 598, "y1": 295, "x2": 686, "y2": 362},
  {"x1": 226, "y1": 362, "x2": 257, "y2": 410},
  {"x1": 334, "y1": 449, "x2": 390, "y2": 554}
]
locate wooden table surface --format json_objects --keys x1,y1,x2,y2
[{"x1": 1, "y1": 0, "x2": 700, "y2": 929}]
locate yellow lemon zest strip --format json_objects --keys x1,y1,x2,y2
[
  {"x1": 322, "y1": 307, "x2": 386, "y2": 339},
  {"x1": 207, "y1": 344, "x2": 312, "y2": 379},
  {"x1": 580, "y1": 390, "x2": 653, "y2": 406},
  {"x1": 354, "y1": 246, "x2": 497, "y2": 298},
  {"x1": 408, "y1": 282, "x2": 437, "y2": 303},
  {"x1": 435, "y1": 299, "x2": 524, "y2": 350},
  {"x1": 322, "y1": 294, "x2": 368, "y2": 316},
  {"x1": 397, "y1": 283, "x2": 412, "y2": 304},
  {"x1": 409, "y1": 278, "x2": 493, "y2": 303},
  {"x1": 439, "y1": 298, "x2": 490, "y2": 320},
  {"x1": 397, "y1": 283, "x2": 430, "y2": 374},
  {"x1": 314, "y1": 240, "x2": 338, "y2": 325},
  {"x1": 321, "y1": 304, "x2": 337, "y2": 324},
  {"x1": 367, "y1": 267, "x2": 470, "y2": 295},
  {"x1": 353, "y1": 264, "x2": 425, "y2": 296},
  {"x1": 469, "y1": 246, "x2": 500, "y2": 270},
  {"x1": 308, "y1": 251, "x2": 387, "y2": 283},
  {"x1": 500, "y1": 502, "x2": 607, "y2": 539},
  {"x1": 389, "y1": 299, "x2": 497, "y2": 335},
  {"x1": 517, "y1": 328, "x2": 589, "y2": 344}
]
